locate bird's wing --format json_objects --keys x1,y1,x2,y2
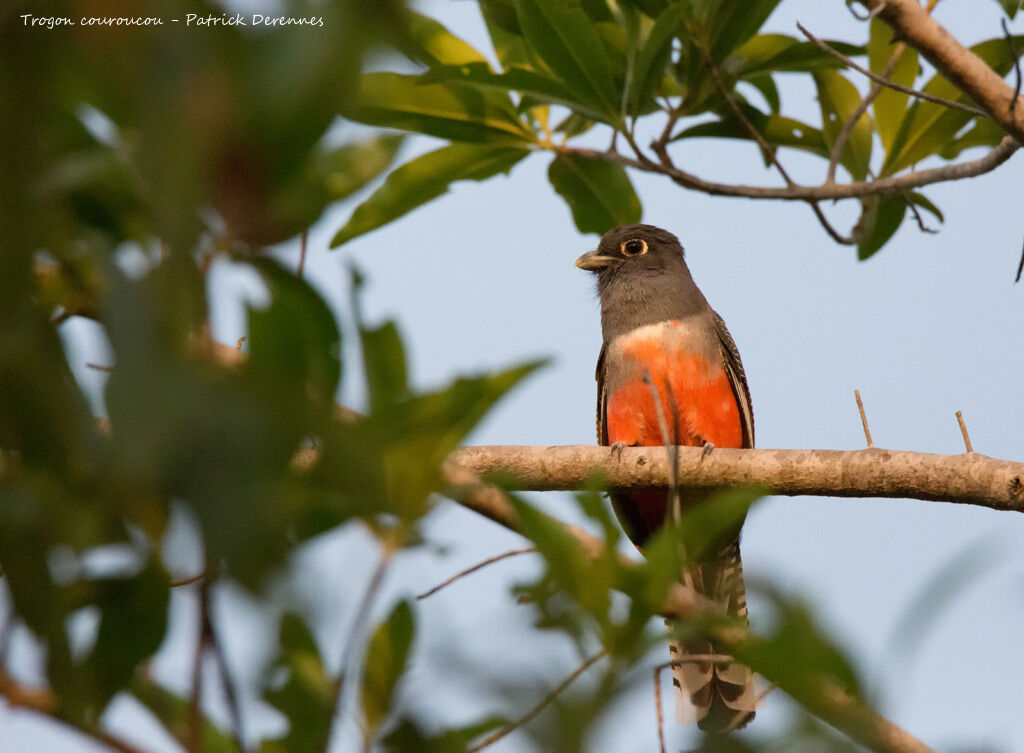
[
  {"x1": 711, "y1": 311, "x2": 754, "y2": 449},
  {"x1": 595, "y1": 342, "x2": 608, "y2": 446}
]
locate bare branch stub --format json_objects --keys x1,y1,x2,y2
[
  {"x1": 1015, "y1": 236, "x2": 1024, "y2": 283},
  {"x1": 855, "y1": 390, "x2": 875, "y2": 448},
  {"x1": 955, "y1": 411, "x2": 974, "y2": 453}
]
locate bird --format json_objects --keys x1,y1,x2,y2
[{"x1": 576, "y1": 224, "x2": 758, "y2": 732}]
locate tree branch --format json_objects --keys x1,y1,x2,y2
[
  {"x1": 859, "y1": 0, "x2": 1024, "y2": 142},
  {"x1": 448, "y1": 445, "x2": 1024, "y2": 513},
  {"x1": 571, "y1": 135, "x2": 1018, "y2": 201}
]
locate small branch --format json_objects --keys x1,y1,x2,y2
[
  {"x1": 190, "y1": 580, "x2": 211, "y2": 753},
  {"x1": 298, "y1": 231, "x2": 308, "y2": 279},
  {"x1": 205, "y1": 589, "x2": 246, "y2": 752},
  {"x1": 797, "y1": 23, "x2": 988, "y2": 118},
  {"x1": 1015, "y1": 236, "x2": 1024, "y2": 283},
  {"x1": 570, "y1": 135, "x2": 1019, "y2": 202},
  {"x1": 85, "y1": 362, "x2": 114, "y2": 372},
  {"x1": 467, "y1": 649, "x2": 607, "y2": 752},
  {"x1": 901, "y1": 193, "x2": 938, "y2": 234},
  {"x1": 322, "y1": 548, "x2": 394, "y2": 753},
  {"x1": 416, "y1": 548, "x2": 536, "y2": 600},
  {"x1": 171, "y1": 572, "x2": 205, "y2": 588},
  {"x1": 828, "y1": 44, "x2": 906, "y2": 185},
  {"x1": 1004, "y1": 19, "x2": 1022, "y2": 122},
  {"x1": 955, "y1": 411, "x2": 974, "y2": 453},
  {"x1": 855, "y1": 390, "x2": 875, "y2": 448}
]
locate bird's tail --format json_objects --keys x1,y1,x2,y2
[{"x1": 668, "y1": 539, "x2": 759, "y2": 732}]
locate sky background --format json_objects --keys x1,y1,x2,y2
[{"x1": 3, "y1": 1, "x2": 1024, "y2": 752}]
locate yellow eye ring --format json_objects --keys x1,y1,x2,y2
[{"x1": 620, "y1": 238, "x2": 648, "y2": 257}]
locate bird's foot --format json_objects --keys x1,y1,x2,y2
[
  {"x1": 610, "y1": 441, "x2": 629, "y2": 461},
  {"x1": 700, "y1": 441, "x2": 716, "y2": 461}
]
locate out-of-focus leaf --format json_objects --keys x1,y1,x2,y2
[
  {"x1": 402, "y1": 11, "x2": 490, "y2": 67},
  {"x1": 345, "y1": 73, "x2": 532, "y2": 145},
  {"x1": 262, "y1": 613, "x2": 333, "y2": 752},
  {"x1": 548, "y1": 153, "x2": 642, "y2": 235},
  {"x1": 314, "y1": 136, "x2": 405, "y2": 205},
  {"x1": 480, "y1": 0, "x2": 540, "y2": 71},
  {"x1": 674, "y1": 487, "x2": 762, "y2": 564},
  {"x1": 813, "y1": 70, "x2": 873, "y2": 180},
  {"x1": 331, "y1": 144, "x2": 529, "y2": 247},
  {"x1": 420, "y1": 63, "x2": 610, "y2": 122},
  {"x1": 131, "y1": 675, "x2": 239, "y2": 753},
  {"x1": 857, "y1": 195, "x2": 905, "y2": 260},
  {"x1": 514, "y1": 0, "x2": 622, "y2": 122},
  {"x1": 382, "y1": 716, "x2": 507, "y2": 753},
  {"x1": 733, "y1": 34, "x2": 865, "y2": 77},
  {"x1": 869, "y1": 20, "x2": 919, "y2": 154},
  {"x1": 362, "y1": 601, "x2": 416, "y2": 733},
  {"x1": 247, "y1": 257, "x2": 342, "y2": 433},
  {"x1": 85, "y1": 556, "x2": 170, "y2": 710},
  {"x1": 738, "y1": 589, "x2": 861, "y2": 702},
  {"x1": 938, "y1": 118, "x2": 1006, "y2": 160},
  {"x1": 995, "y1": 0, "x2": 1022, "y2": 18},
  {"x1": 628, "y1": 3, "x2": 687, "y2": 115},
  {"x1": 885, "y1": 35, "x2": 1024, "y2": 174},
  {"x1": 362, "y1": 321, "x2": 409, "y2": 413}
]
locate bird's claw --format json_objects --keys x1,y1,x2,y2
[
  {"x1": 610, "y1": 441, "x2": 629, "y2": 461},
  {"x1": 700, "y1": 441, "x2": 716, "y2": 460}
]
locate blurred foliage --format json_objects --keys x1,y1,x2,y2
[{"x1": 0, "y1": 1, "x2": 1014, "y2": 752}]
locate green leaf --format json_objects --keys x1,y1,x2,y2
[
  {"x1": 733, "y1": 34, "x2": 865, "y2": 77},
  {"x1": 884, "y1": 35, "x2": 1024, "y2": 174},
  {"x1": 995, "y1": 0, "x2": 1022, "y2": 18},
  {"x1": 813, "y1": 70, "x2": 873, "y2": 180},
  {"x1": 331, "y1": 144, "x2": 529, "y2": 247},
  {"x1": 362, "y1": 321, "x2": 409, "y2": 413},
  {"x1": 248, "y1": 258, "x2": 343, "y2": 418},
  {"x1": 857, "y1": 195, "x2": 906, "y2": 260},
  {"x1": 345, "y1": 73, "x2": 532, "y2": 145},
  {"x1": 745, "y1": 73, "x2": 780, "y2": 113},
  {"x1": 674, "y1": 487, "x2": 762, "y2": 564},
  {"x1": 737, "y1": 589, "x2": 861, "y2": 705},
  {"x1": 938, "y1": 118, "x2": 1005, "y2": 160},
  {"x1": 362, "y1": 601, "x2": 416, "y2": 733},
  {"x1": 675, "y1": 107, "x2": 827, "y2": 160},
  {"x1": 907, "y1": 192, "x2": 944, "y2": 224},
  {"x1": 868, "y1": 20, "x2": 919, "y2": 154},
  {"x1": 316, "y1": 136, "x2": 405, "y2": 203},
  {"x1": 131, "y1": 675, "x2": 240, "y2": 753},
  {"x1": 420, "y1": 63, "x2": 611, "y2": 123},
  {"x1": 401, "y1": 11, "x2": 491, "y2": 67},
  {"x1": 85, "y1": 557, "x2": 170, "y2": 710},
  {"x1": 548, "y1": 153, "x2": 642, "y2": 235},
  {"x1": 262, "y1": 613, "x2": 334, "y2": 753},
  {"x1": 628, "y1": 3, "x2": 687, "y2": 115},
  {"x1": 706, "y1": 0, "x2": 783, "y2": 65},
  {"x1": 514, "y1": 0, "x2": 622, "y2": 122}
]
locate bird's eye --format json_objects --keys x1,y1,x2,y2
[{"x1": 621, "y1": 238, "x2": 648, "y2": 257}]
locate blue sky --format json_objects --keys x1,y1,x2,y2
[{"x1": 3, "y1": 2, "x2": 1024, "y2": 752}]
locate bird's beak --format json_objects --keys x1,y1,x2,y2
[{"x1": 575, "y1": 250, "x2": 615, "y2": 271}]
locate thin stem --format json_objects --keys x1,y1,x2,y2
[
  {"x1": 955, "y1": 411, "x2": 974, "y2": 453},
  {"x1": 798, "y1": 23, "x2": 988, "y2": 118},
  {"x1": 854, "y1": 390, "x2": 875, "y2": 448},
  {"x1": 205, "y1": 587, "x2": 246, "y2": 752},
  {"x1": 416, "y1": 548, "x2": 536, "y2": 600},
  {"x1": 467, "y1": 649, "x2": 607, "y2": 752}
]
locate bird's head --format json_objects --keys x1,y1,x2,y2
[{"x1": 574, "y1": 224, "x2": 686, "y2": 279}]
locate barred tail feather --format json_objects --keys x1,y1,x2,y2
[{"x1": 667, "y1": 541, "x2": 760, "y2": 732}]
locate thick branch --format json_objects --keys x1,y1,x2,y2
[
  {"x1": 860, "y1": 0, "x2": 1024, "y2": 143},
  {"x1": 450, "y1": 445, "x2": 1024, "y2": 513}
]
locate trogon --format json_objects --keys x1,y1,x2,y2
[{"x1": 576, "y1": 224, "x2": 758, "y2": 732}]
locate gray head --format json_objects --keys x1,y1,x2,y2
[{"x1": 575, "y1": 224, "x2": 710, "y2": 340}]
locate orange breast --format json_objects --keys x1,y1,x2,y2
[{"x1": 606, "y1": 325, "x2": 742, "y2": 450}]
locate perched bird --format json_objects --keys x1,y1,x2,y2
[{"x1": 576, "y1": 224, "x2": 758, "y2": 732}]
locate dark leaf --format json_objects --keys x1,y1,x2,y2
[
  {"x1": 628, "y1": 3, "x2": 688, "y2": 115},
  {"x1": 331, "y1": 144, "x2": 529, "y2": 247},
  {"x1": 362, "y1": 601, "x2": 416, "y2": 733},
  {"x1": 857, "y1": 195, "x2": 905, "y2": 260},
  {"x1": 547, "y1": 153, "x2": 642, "y2": 235}
]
